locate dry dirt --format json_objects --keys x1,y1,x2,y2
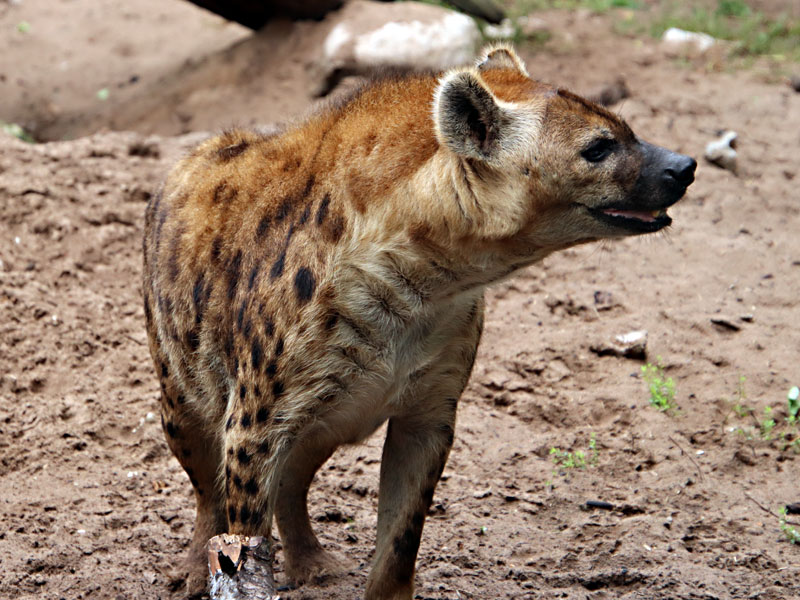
[{"x1": 1, "y1": 2, "x2": 800, "y2": 599}]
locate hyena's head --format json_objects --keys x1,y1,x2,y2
[{"x1": 433, "y1": 45, "x2": 696, "y2": 252}]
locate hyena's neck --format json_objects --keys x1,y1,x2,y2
[{"x1": 335, "y1": 152, "x2": 550, "y2": 308}]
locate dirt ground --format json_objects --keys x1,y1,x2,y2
[{"x1": 2, "y1": 1, "x2": 800, "y2": 599}]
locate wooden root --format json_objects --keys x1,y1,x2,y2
[{"x1": 207, "y1": 534, "x2": 279, "y2": 600}]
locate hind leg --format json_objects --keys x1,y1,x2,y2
[
  {"x1": 275, "y1": 435, "x2": 340, "y2": 585},
  {"x1": 157, "y1": 366, "x2": 226, "y2": 597}
]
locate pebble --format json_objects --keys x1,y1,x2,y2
[
  {"x1": 590, "y1": 330, "x2": 647, "y2": 360},
  {"x1": 662, "y1": 27, "x2": 717, "y2": 53},
  {"x1": 483, "y1": 18, "x2": 515, "y2": 40},
  {"x1": 705, "y1": 130, "x2": 738, "y2": 173}
]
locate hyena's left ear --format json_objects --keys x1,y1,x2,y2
[
  {"x1": 433, "y1": 70, "x2": 513, "y2": 162},
  {"x1": 477, "y1": 45, "x2": 529, "y2": 77}
]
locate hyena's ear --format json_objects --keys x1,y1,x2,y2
[
  {"x1": 477, "y1": 45, "x2": 529, "y2": 76},
  {"x1": 433, "y1": 70, "x2": 511, "y2": 162}
]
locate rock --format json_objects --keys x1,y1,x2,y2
[
  {"x1": 585, "y1": 500, "x2": 614, "y2": 510},
  {"x1": 710, "y1": 316, "x2": 741, "y2": 331},
  {"x1": 733, "y1": 449, "x2": 756, "y2": 466},
  {"x1": 661, "y1": 27, "x2": 717, "y2": 54},
  {"x1": 483, "y1": 18, "x2": 516, "y2": 41},
  {"x1": 473, "y1": 487, "x2": 492, "y2": 499},
  {"x1": 789, "y1": 75, "x2": 800, "y2": 93},
  {"x1": 704, "y1": 130, "x2": 738, "y2": 174},
  {"x1": 450, "y1": 0, "x2": 505, "y2": 24},
  {"x1": 312, "y1": 0, "x2": 480, "y2": 96},
  {"x1": 590, "y1": 330, "x2": 647, "y2": 360},
  {"x1": 588, "y1": 78, "x2": 630, "y2": 107}
]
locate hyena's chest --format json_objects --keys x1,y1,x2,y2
[{"x1": 284, "y1": 290, "x2": 482, "y2": 446}]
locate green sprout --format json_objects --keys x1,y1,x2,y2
[
  {"x1": 788, "y1": 386, "x2": 799, "y2": 425},
  {"x1": 760, "y1": 406, "x2": 776, "y2": 440},
  {"x1": 550, "y1": 434, "x2": 599, "y2": 476},
  {"x1": 779, "y1": 507, "x2": 800, "y2": 544},
  {"x1": 641, "y1": 358, "x2": 678, "y2": 413}
]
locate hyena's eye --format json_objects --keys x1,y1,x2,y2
[{"x1": 581, "y1": 138, "x2": 616, "y2": 163}]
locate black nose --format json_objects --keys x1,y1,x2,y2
[{"x1": 665, "y1": 156, "x2": 697, "y2": 187}]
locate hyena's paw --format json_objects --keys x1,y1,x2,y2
[{"x1": 283, "y1": 545, "x2": 344, "y2": 587}]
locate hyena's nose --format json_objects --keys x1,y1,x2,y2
[{"x1": 665, "y1": 155, "x2": 697, "y2": 187}]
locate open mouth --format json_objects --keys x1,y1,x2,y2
[{"x1": 589, "y1": 206, "x2": 672, "y2": 233}]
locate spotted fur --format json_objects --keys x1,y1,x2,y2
[{"x1": 143, "y1": 45, "x2": 694, "y2": 599}]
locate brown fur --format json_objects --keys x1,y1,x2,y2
[{"x1": 143, "y1": 46, "x2": 693, "y2": 599}]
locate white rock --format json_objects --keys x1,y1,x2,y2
[
  {"x1": 616, "y1": 330, "x2": 647, "y2": 346},
  {"x1": 590, "y1": 329, "x2": 647, "y2": 360},
  {"x1": 354, "y1": 13, "x2": 477, "y2": 66},
  {"x1": 705, "y1": 130, "x2": 737, "y2": 173},
  {"x1": 662, "y1": 27, "x2": 716, "y2": 53},
  {"x1": 483, "y1": 18, "x2": 516, "y2": 41},
  {"x1": 313, "y1": 0, "x2": 480, "y2": 95}
]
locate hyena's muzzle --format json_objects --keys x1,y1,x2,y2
[{"x1": 592, "y1": 141, "x2": 697, "y2": 234}]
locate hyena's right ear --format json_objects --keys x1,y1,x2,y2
[
  {"x1": 477, "y1": 45, "x2": 529, "y2": 77},
  {"x1": 433, "y1": 70, "x2": 512, "y2": 162}
]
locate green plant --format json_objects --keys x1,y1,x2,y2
[
  {"x1": 787, "y1": 386, "x2": 799, "y2": 425},
  {"x1": 730, "y1": 375, "x2": 752, "y2": 417},
  {"x1": 641, "y1": 359, "x2": 678, "y2": 413},
  {"x1": 779, "y1": 507, "x2": 800, "y2": 544},
  {"x1": 648, "y1": 1, "x2": 800, "y2": 61},
  {"x1": 550, "y1": 433, "x2": 599, "y2": 475},
  {"x1": 550, "y1": 446, "x2": 587, "y2": 470},
  {"x1": 588, "y1": 432, "x2": 599, "y2": 466},
  {"x1": 507, "y1": 0, "x2": 639, "y2": 19},
  {"x1": 1, "y1": 122, "x2": 35, "y2": 143},
  {"x1": 760, "y1": 406, "x2": 776, "y2": 440},
  {"x1": 725, "y1": 379, "x2": 800, "y2": 453}
]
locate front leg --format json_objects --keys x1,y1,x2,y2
[
  {"x1": 365, "y1": 297, "x2": 483, "y2": 600},
  {"x1": 365, "y1": 401, "x2": 457, "y2": 600}
]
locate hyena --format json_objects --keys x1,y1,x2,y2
[{"x1": 143, "y1": 45, "x2": 695, "y2": 599}]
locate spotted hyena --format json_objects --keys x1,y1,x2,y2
[{"x1": 143, "y1": 45, "x2": 695, "y2": 599}]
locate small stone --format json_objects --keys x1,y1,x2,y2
[
  {"x1": 734, "y1": 449, "x2": 756, "y2": 465},
  {"x1": 662, "y1": 27, "x2": 716, "y2": 54},
  {"x1": 483, "y1": 18, "x2": 516, "y2": 40},
  {"x1": 705, "y1": 130, "x2": 738, "y2": 173},
  {"x1": 473, "y1": 487, "x2": 492, "y2": 499},
  {"x1": 710, "y1": 317, "x2": 740, "y2": 331},
  {"x1": 591, "y1": 330, "x2": 647, "y2": 360},
  {"x1": 588, "y1": 78, "x2": 630, "y2": 107}
]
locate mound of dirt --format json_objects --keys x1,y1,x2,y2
[{"x1": 1, "y1": 3, "x2": 800, "y2": 600}]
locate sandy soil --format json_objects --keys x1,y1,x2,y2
[{"x1": 1, "y1": 2, "x2": 800, "y2": 599}]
